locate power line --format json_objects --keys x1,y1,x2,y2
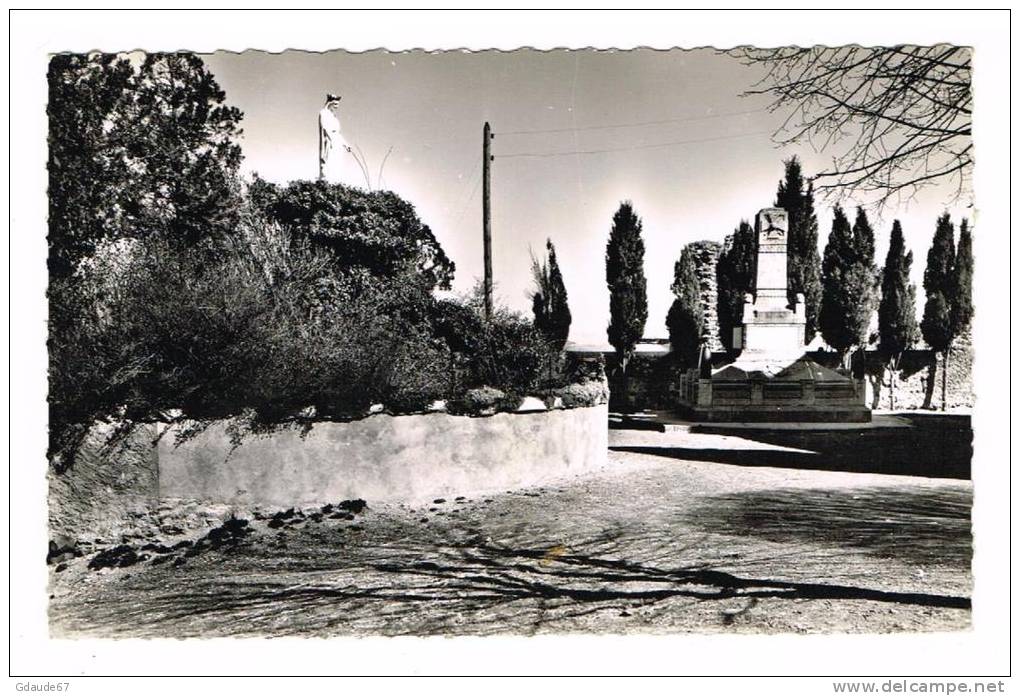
[
  {"x1": 499, "y1": 107, "x2": 768, "y2": 136},
  {"x1": 497, "y1": 128, "x2": 775, "y2": 160},
  {"x1": 452, "y1": 161, "x2": 483, "y2": 231}
]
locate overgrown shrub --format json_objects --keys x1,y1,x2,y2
[
  {"x1": 375, "y1": 329, "x2": 457, "y2": 414},
  {"x1": 49, "y1": 54, "x2": 593, "y2": 467},
  {"x1": 563, "y1": 353, "x2": 607, "y2": 384},
  {"x1": 50, "y1": 192, "x2": 591, "y2": 467},
  {"x1": 448, "y1": 387, "x2": 506, "y2": 415},
  {"x1": 548, "y1": 381, "x2": 610, "y2": 409},
  {"x1": 468, "y1": 316, "x2": 550, "y2": 394},
  {"x1": 250, "y1": 178, "x2": 455, "y2": 291}
]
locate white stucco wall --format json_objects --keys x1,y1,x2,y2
[{"x1": 158, "y1": 405, "x2": 609, "y2": 506}]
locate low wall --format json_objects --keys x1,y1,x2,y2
[
  {"x1": 48, "y1": 423, "x2": 159, "y2": 544},
  {"x1": 158, "y1": 404, "x2": 609, "y2": 506},
  {"x1": 593, "y1": 339, "x2": 975, "y2": 413}
]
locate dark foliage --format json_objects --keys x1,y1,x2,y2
[
  {"x1": 530, "y1": 239, "x2": 572, "y2": 351},
  {"x1": 46, "y1": 52, "x2": 244, "y2": 279},
  {"x1": 251, "y1": 177, "x2": 455, "y2": 291},
  {"x1": 122, "y1": 53, "x2": 245, "y2": 247},
  {"x1": 47, "y1": 53, "x2": 135, "y2": 279},
  {"x1": 921, "y1": 213, "x2": 957, "y2": 353},
  {"x1": 878, "y1": 221, "x2": 919, "y2": 362},
  {"x1": 605, "y1": 202, "x2": 648, "y2": 364},
  {"x1": 465, "y1": 310, "x2": 554, "y2": 396},
  {"x1": 775, "y1": 157, "x2": 823, "y2": 341},
  {"x1": 877, "y1": 220, "x2": 919, "y2": 409},
  {"x1": 716, "y1": 220, "x2": 756, "y2": 352},
  {"x1": 950, "y1": 219, "x2": 973, "y2": 338},
  {"x1": 819, "y1": 206, "x2": 878, "y2": 358},
  {"x1": 665, "y1": 245, "x2": 704, "y2": 366},
  {"x1": 920, "y1": 213, "x2": 965, "y2": 411}
]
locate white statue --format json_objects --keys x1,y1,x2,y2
[{"x1": 318, "y1": 93, "x2": 352, "y2": 183}]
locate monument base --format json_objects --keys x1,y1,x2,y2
[
  {"x1": 676, "y1": 354, "x2": 871, "y2": 424},
  {"x1": 678, "y1": 405, "x2": 872, "y2": 423}
]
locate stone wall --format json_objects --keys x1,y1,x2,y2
[
  {"x1": 858, "y1": 331, "x2": 975, "y2": 411},
  {"x1": 158, "y1": 405, "x2": 609, "y2": 506}
]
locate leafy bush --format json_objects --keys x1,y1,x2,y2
[
  {"x1": 547, "y1": 381, "x2": 610, "y2": 409},
  {"x1": 250, "y1": 178, "x2": 455, "y2": 291},
  {"x1": 374, "y1": 327, "x2": 457, "y2": 415},
  {"x1": 563, "y1": 353, "x2": 607, "y2": 384},
  {"x1": 49, "y1": 191, "x2": 592, "y2": 467},
  {"x1": 430, "y1": 289, "x2": 562, "y2": 396},
  {"x1": 468, "y1": 316, "x2": 550, "y2": 394},
  {"x1": 51, "y1": 52, "x2": 598, "y2": 464},
  {"x1": 447, "y1": 387, "x2": 508, "y2": 416},
  {"x1": 430, "y1": 298, "x2": 485, "y2": 356}
]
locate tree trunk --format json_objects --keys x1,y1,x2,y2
[
  {"x1": 941, "y1": 346, "x2": 951, "y2": 412},
  {"x1": 839, "y1": 348, "x2": 851, "y2": 374},
  {"x1": 889, "y1": 354, "x2": 902, "y2": 411},
  {"x1": 922, "y1": 352, "x2": 937, "y2": 410},
  {"x1": 865, "y1": 365, "x2": 882, "y2": 410},
  {"x1": 619, "y1": 354, "x2": 631, "y2": 413},
  {"x1": 888, "y1": 365, "x2": 895, "y2": 411}
]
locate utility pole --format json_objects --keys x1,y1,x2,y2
[{"x1": 482, "y1": 121, "x2": 493, "y2": 321}]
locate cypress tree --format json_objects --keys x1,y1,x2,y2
[
  {"x1": 775, "y1": 157, "x2": 823, "y2": 342},
  {"x1": 877, "y1": 220, "x2": 919, "y2": 409},
  {"x1": 921, "y1": 213, "x2": 957, "y2": 409},
  {"x1": 666, "y1": 245, "x2": 704, "y2": 366},
  {"x1": 716, "y1": 220, "x2": 755, "y2": 352},
  {"x1": 852, "y1": 206, "x2": 877, "y2": 263},
  {"x1": 852, "y1": 206, "x2": 880, "y2": 353},
  {"x1": 606, "y1": 201, "x2": 648, "y2": 406},
  {"x1": 820, "y1": 205, "x2": 875, "y2": 366},
  {"x1": 530, "y1": 238, "x2": 572, "y2": 351},
  {"x1": 951, "y1": 219, "x2": 974, "y2": 338}
]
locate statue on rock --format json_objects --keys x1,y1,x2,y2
[{"x1": 318, "y1": 93, "x2": 354, "y2": 184}]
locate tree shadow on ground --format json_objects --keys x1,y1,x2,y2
[
  {"x1": 689, "y1": 485, "x2": 972, "y2": 568},
  {"x1": 68, "y1": 530, "x2": 970, "y2": 638},
  {"x1": 613, "y1": 414, "x2": 972, "y2": 479}
]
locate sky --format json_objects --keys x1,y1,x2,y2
[{"x1": 203, "y1": 48, "x2": 972, "y2": 345}]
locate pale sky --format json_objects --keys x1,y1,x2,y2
[{"x1": 203, "y1": 49, "x2": 971, "y2": 345}]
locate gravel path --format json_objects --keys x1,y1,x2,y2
[{"x1": 49, "y1": 427, "x2": 972, "y2": 637}]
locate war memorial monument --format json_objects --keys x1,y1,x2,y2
[{"x1": 677, "y1": 208, "x2": 871, "y2": 422}]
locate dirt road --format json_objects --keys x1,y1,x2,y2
[{"x1": 49, "y1": 425, "x2": 972, "y2": 637}]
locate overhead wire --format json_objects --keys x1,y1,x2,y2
[
  {"x1": 496, "y1": 128, "x2": 775, "y2": 159},
  {"x1": 498, "y1": 107, "x2": 769, "y2": 136},
  {"x1": 451, "y1": 161, "x2": 483, "y2": 231}
]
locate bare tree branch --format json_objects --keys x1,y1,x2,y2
[{"x1": 728, "y1": 44, "x2": 973, "y2": 208}]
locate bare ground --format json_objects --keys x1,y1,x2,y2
[{"x1": 48, "y1": 424, "x2": 972, "y2": 637}]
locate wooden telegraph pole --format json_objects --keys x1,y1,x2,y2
[{"x1": 482, "y1": 122, "x2": 494, "y2": 321}]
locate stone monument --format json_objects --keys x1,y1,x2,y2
[
  {"x1": 676, "y1": 207, "x2": 870, "y2": 422},
  {"x1": 739, "y1": 208, "x2": 806, "y2": 355}
]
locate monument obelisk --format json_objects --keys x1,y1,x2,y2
[{"x1": 739, "y1": 207, "x2": 807, "y2": 355}]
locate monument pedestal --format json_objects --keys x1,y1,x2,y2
[{"x1": 677, "y1": 207, "x2": 870, "y2": 423}]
